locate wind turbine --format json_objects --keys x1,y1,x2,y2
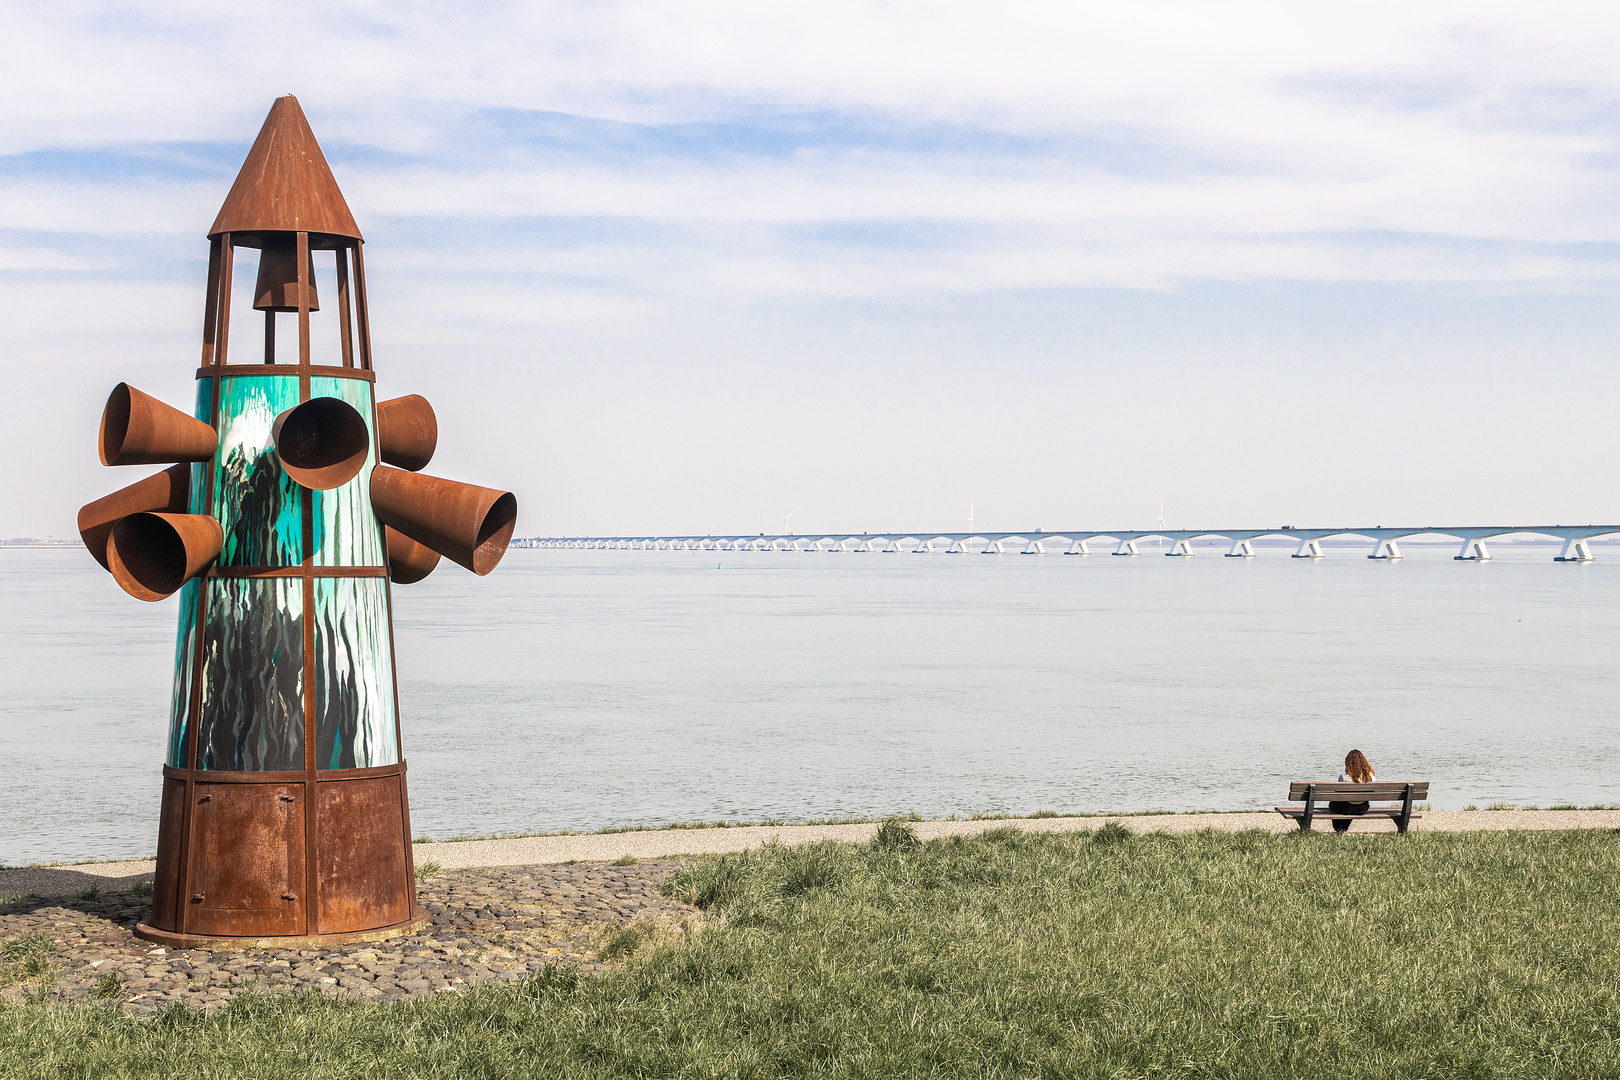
[
  {"x1": 779, "y1": 506, "x2": 798, "y2": 536},
  {"x1": 1157, "y1": 501, "x2": 1166, "y2": 548},
  {"x1": 967, "y1": 502, "x2": 975, "y2": 533}
]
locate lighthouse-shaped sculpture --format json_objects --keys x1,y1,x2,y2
[{"x1": 76, "y1": 96, "x2": 517, "y2": 947}]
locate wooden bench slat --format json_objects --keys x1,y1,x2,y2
[
  {"x1": 1274, "y1": 808, "x2": 1423, "y2": 820},
  {"x1": 1286, "y1": 782, "x2": 1427, "y2": 801}
]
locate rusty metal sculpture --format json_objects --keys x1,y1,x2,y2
[{"x1": 78, "y1": 96, "x2": 518, "y2": 948}]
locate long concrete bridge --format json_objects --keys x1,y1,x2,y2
[{"x1": 513, "y1": 527, "x2": 1619, "y2": 562}]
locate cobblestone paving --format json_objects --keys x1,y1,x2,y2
[{"x1": 0, "y1": 862, "x2": 693, "y2": 1015}]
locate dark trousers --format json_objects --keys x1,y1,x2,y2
[{"x1": 1328, "y1": 801, "x2": 1369, "y2": 833}]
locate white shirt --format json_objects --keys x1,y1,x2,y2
[{"x1": 1338, "y1": 772, "x2": 1376, "y2": 783}]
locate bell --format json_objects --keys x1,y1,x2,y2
[{"x1": 253, "y1": 235, "x2": 319, "y2": 312}]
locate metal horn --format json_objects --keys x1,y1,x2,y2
[
  {"x1": 370, "y1": 465, "x2": 517, "y2": 576},
  {"x1": 106, "y1": 512, "x2": 223, "y2": 602},
  {"x1": 385, "y1": 525, "x2": 441, "y2": 584},
  {"x1": 77, "y1": 464, "x2": 192, "y2": 570},
  {"x1": 100, "y1": 384, "x2": 217, "y2": 466},
  {"x1": 272, "y1": 397, "x2": 369, "y2": 490},
  {"x1": 375, "y1": 395, "x2": 437, "y2": 472},
  {"x1": 253, "y1": 234, "x2": 319, "y2": 312}
]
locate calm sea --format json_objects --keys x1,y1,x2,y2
[{"x1": 4, "y1": 543, "x2": 1618, "y2": 864}]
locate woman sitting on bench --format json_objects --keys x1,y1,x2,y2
[{"x1": 1329, "y1": 749, "x2": 1375, "y2": 833}]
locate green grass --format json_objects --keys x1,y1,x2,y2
[
  {"x1": 5, "y1": 827, "x2": 1620, "y2": 1077},
  {"x1": 413, "y1": 859, "x2": 443, "y2": 881},
  {"x1": 0, "y1": 934, "x2": 56, "y2": 988},
  {"x1": 610, "y1": 854, "x2": 638, "y2": 866}
]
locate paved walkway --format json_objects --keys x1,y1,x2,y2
[{"x1": 6, "y1": 808, "x2": 1618, "y2": 898}]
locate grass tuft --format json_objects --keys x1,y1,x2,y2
[
  {"x1": 92, "y1": 971, "x2": 124, "y2": 1000},
  {"x1": 597, "y1": 921, "x2": 657, "y2": 960},
  {"x1": 871, "y1": 818, "x2": 922, "y2": 851},
  {"x1": 1, "y1": 933, "x2": 56, "y2": 986},
  {"x1": 610, "y1": 854, "x2": 638, "y2": 866},
  {"x1": 1092, "y1": 820, "x2": 1133, "y2": 845},
  {"x1": 74, "y1": 886, "x2": 100, "y2": 902},
  {"x1": 129, "y1": 880, "x2": 154, "y2": 897},
  {"x1": 413, "y1": 860, "x2": 443, "y2": 882}
]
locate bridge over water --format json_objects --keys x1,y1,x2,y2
[{"x1": 514, "y1": 527, "x2": 1620, "y2": 562}]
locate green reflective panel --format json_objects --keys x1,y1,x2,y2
[
  {"x1": 189, "y1": 378, "x2": 215, "y2": 516},
  {"x1": 213, "y1": 375, "x2": 302, "y2": 567},
  {"x1": 313, "y1": 577, "x2": 398, "y2": 769},
  {"x1": 197, "y1": 578, "x2": 304, "y2": 771},
  {"x1": 165, "y1": 578, "x2": 201, "y2": 767},
  {"x1": 310, "y1": 377, "x2": 383, "y2": 568}
]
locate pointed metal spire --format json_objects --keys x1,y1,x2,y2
[{"x1": 209, "y1": 95, "x2": 362, "y2": 241}]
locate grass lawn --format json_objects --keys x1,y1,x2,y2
[{"x1": 4, "y1": 823, "x2": 1619, "y2": 1078}]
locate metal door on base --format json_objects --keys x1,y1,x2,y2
[{"x1": 185, "y1": 782, "x2": 305, "y2": 937}]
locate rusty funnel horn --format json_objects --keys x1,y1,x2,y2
[
  {"x1": 375, "y1": 395, "x2": 437, "y2": 472},
  {"x1": 106, "y1": 512, "x2": 223, "y2": 602},
  {"x1": 100, "y1": 384, "x2": 217, "y2": 466},
  {"x1": 385, "y1": 526, "x2": 441, "y2": 584},
  {"x1": 77, "y1": 464, "x2": 192, "y2": 570},
  {"x1": 370, "y1": 466, "x2": 517, "y2": 575},
  {"x1": 272, "y1": 397, "x2": 369, "y2": 490},
  {"x1": 253, "y1": 235, "x2": 319, "y2": 312}
]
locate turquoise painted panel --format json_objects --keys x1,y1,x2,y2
[
  {"x1": 197, "y1": 578, "x2": 304, "y2": 772},
  {"x1": 189, "y1": 379, "x2": 215, "y2": 516},
  {"x1": 214, "y1": 375, "x2": 302, "y2": 567},
  {"x1": 165, "y1": 578, "x2": 201, "y2": 767},
  {"x1": 312, "y1": 577, "x2": 398, "y2": 769},
  {"x1": 310, "y1": 376, "x2": 384, "y2": 568},
  {"x1": 168, "y1": 380, "x2": 215, "y2": 766}
]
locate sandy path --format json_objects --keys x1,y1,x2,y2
[{"x1": 6, "y1": 808, "x2": 1617, "y2": 898}]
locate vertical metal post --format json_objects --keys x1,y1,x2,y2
[
  {"x1": 1301, "y1": 784, "x2": 1316, "y2": 832},
  {"x1": 199, "y1": 238, "x2": 222, "y2": 368},
  {"x1": 353, "y1": 242, "x2": 373, "y2": 371},
  {"x1": 1398, "y1": 783, "x2": 1414, "y2": 835},
  {"x1": 336, "y1": 245, "x2": 354, "y2": 368},
  {"x1": 296, "y1": 231, "x2": 311, "y2": 397}
]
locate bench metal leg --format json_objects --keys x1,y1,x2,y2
[
  {"x1": 1301, "y1": 784, "x2": 1316, "y2": 831},
  {"x1": 1397, "y1": 783, "x2": 1413, "y2": 834}
]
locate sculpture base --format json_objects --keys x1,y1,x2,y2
[{"x1": 134, "y1": 909, "x2": 430, "y2": 952}]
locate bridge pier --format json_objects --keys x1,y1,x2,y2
[
  {"x1": 1112, "y1": 540, "x2": 1139, "y2": 556},
  {"x1": 914, "y1": 540, "x2": 934, "y2": 553},
  {"x1": 946, "y1": 540, "x2": 965, "y2": 553},
  {"x1": 982, "y1": 540, "x2": 1004, "y2": 554},
  {"x1": 1064, "y1": 539, "x2": 1091, "y2": 555},
  {"x1": 1166, "y1": 538, "x2": 1196, "y2": 557},
  {"x1": 1555, "y1": 538, "x2": 1595, "y2": 562},
  {"x1": 1021, "y1": 539, "x2": 1046, "y2": 554},
  {"x1": 1292, "y1": 539, "x2": 1324, "y2": 559},
  {"x1": 1455, "y1": 538, "x2": 1493, "y2": 561},
  {"x1": 1369, "y1": 539, "x2": 1402, "y2": 560},
  {"x1": 1225, "y1": 539, "x2": 1255, "y2": 558},
  {"x1": 885, "y1": 539, "x2": 904, "y2": 553}
]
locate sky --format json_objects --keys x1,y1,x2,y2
[{"x1": 6, "y1": 2, "x2": 1620, "y2": 538}]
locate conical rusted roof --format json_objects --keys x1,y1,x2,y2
[{"x1": 209, "y1": 95, "x2": 361, "y2": 241}]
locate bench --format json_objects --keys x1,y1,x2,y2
[{"x1": 1274, "y1": 782, "x2": 1428, "y2": 834}]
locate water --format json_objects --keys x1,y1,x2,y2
[{"x1": 4, "y1": 544, "x2": 1618, "y2": 865}]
